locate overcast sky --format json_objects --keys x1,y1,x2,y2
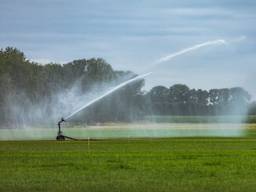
[{"x1": 1, "y1": 0, "x2": 255, "y2": 98}]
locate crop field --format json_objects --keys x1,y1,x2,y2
[
  {"x1": 0, "y1": 124, "x2": 256, "y2": 192},
  {"x1": 1, "y1": 122, "x2": 256, "y2": 192},
  {"x1": 1, "y1": 137, "x2": 256, "y2": 192}
]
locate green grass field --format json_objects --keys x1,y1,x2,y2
[
  {"x1": 1, "y1": 137, "x2": 256, "y2": 192},
  {"x1": 1, "y1": 121, "x2": 256, "y2": 191}
]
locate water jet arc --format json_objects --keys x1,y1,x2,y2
[
  {"x1": 155, "y1": 39, "x2": 226, "y2": 64},
  {"x1": 56, "y1": 72, "x2": 152, "y2": 140}
]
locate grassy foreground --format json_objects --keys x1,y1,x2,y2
[{"x1": 1, "y1": 138, "x2": 256, "y2": 192}]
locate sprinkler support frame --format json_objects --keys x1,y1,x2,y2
[{"x1": 56, "y1": 118, "x2": 77, "y2": 141}]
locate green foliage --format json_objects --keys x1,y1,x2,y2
[
  {"x1": 248, "y1": 102, "x2": 256, "y2": 115},
  {"x1": 0, "y1": 47, "x2": 255, "y2": 128},
  {"x1": 0, "y1": 47, "x2": 146, "y2": 127},
  {"x1": 147, "y1": 84, "x2": 252, "y2": 116}
]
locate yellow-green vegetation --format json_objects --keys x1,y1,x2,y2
[
  {"x1": 1, "y1": 123, "x2": 256, "y2": 140},
  {"x1": 145, "y1": 115, "x2": 256, "y2": 123},
  {"x1": 1, "y1": 137, "x2": 256, "y2": 192}
]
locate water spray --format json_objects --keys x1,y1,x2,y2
[
  {"x1": 154, "y1": 36, "x2": 246, "y2": 65},
  {"x1": 56, "y1": 36, "x2": 246, "y2": 140},
  {"x1": 155, "y1": 39, "x2": 227, "y2": 64},
  {"x1": 56, "y1": 72, "x2": 152, "y2": 140}
]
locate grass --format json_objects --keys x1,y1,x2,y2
[
  {"x1": 1, "y1": 137, "x2": 256, "y2": 192},
  {"x1": 1, "y1": 123, "x2": 253, "y2": 140},
  {"x1": 144, "y1": 115, "x2": 256, "y2": 123}
]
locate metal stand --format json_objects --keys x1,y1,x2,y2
[{"x1": 56, "y1": 118, "x2": 78, "y2": 141}]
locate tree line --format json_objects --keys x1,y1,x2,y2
[
  {"x1": 0, "y1": 47, "x2": 255, "y2": 127},
  {"x1": 0, "y1": 47, "x2": 144, "y2": 127},
  {"x1": 146, "y1": 84, "x2": 251, "y2": 116}
]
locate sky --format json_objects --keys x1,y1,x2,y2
[{"x1": 0, "y1": 0, "x2": 256, "y2": 98}]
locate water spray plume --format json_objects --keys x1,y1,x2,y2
[
  {"x1": 229, "y1": 35, "x2": 247, "y2": 43},
  {"x1": 63, "y1": 37, "x2": 245, "y2": 123},
  {"x1": 155, "y1": 39, "x2": 227, "y2": 64},
  {"x1": 64, "y1": 72, "x2": 152, "y2": 121}
]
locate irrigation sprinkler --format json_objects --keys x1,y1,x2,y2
[{"x1": 56, "y1": 117, "x2": 77, "y2": 141}]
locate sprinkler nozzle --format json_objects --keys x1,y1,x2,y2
[{"x1": 60, "y1": 117, "x2": 65, "y2": 123}]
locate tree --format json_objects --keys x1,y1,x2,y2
[
  {"x1": 248, "y1": 102, "x2": 256, "y2": 115},
  {"x1": 147, "y1": 86, "x2": 169, "y2": 115},
  {"x1": 0, "y1": 47, "x2": 148, "y2": 127},
  {"x1": 0, "y1": 47, "x2": 253, "y2": 128}
]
